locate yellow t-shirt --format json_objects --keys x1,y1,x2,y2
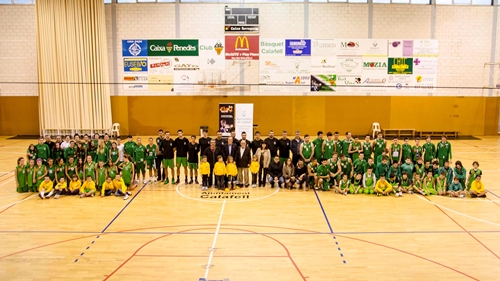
[
  {"x1": 69, "y1": 180, "x2": 81, "y2": 192},
  {"x1": 38, "y1": 181, "x2": 53, "y2": 192},
  {"x1": 213, "y1": 162, "x2": 226, "y2": 176},
  {"x1": 80, "y1": 181, "x2": 96, "y2": 193},
  {"x1": 375, "y1": 180, "x2": 392, "y2": 190},
  {"x1": 102, "y1": 181, "x2": 114, "y2": 192},
  {"x1": 55, "y1": 182, "x2": 67, "y2": 190},
  {"x1": 226, "y1": 163, "x2": 238, "y2": 176},
  {"x1": 250, "y1": 161, "x2": 260, "y2": 174},
  {"x1": 199, "y1": 162, "x2": 210, "y2": 175},
  {"x1": 470, "y1": 181, "x2": 485, "y2": 193},
  {"x1": 112, "y1": 178, "x2": 127, "y2": 193}
]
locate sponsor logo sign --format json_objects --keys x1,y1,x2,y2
[
  {"x1": 413, "y1": 40, "x2": 438, "y2": 57},
  {"x1": 338, "y1": 40, "x2": 363, "y2": 56},
  {"x1": 362, "y1": 57, "x2": 388, "y2": 74},
  {"x1": 285, "y1": 39, "x2": 312, "y2": 56},
  {"x1": 122, "y1": 40, "x2": 148, "y2": 57},
  {"x1": 225, "y1": 35, "x2": 259, "y2": 60},
  {"x1": 388, "y1": 58, "x2": 413, "y2": 74},
  {"x1": 199, "y1": 39, "x2": 226, "y2": 70},
  {"x1": 148, "y1": 39, "x2": 199, "y2": 56},
  {"x1": 414, "y1": 74, "x2": 436, "y2": 91},
  {"x1": 413, "y1": 57, "x2": 438, "y2": 74},
  {"x1": 311, "y1": 74, "x2": 336, "y2": 92},
  {"x1": 260, "y1": 39, "x2": 285, "y2": 56},
  {"x1": 311, "y1": 39, "x2": 336, "y2": 74},
  {"x1": 148, "y1": 57, "x2": 172, "y2": 74},
  {"x1": 362, "y1": 39, "x2": 388, "y2": 56},
  {"x1": 337, "y1": 57, "x2": 362, "y2": 75},
  {"x1": 123, "y1": 58, "x2": 148, "y2": 72},
  {"x1": 225, "y1": 25, "x2": 259, "y2": 32},
  {"x1": 123, "y1": 74, "x2": 148, "y2": 92}
]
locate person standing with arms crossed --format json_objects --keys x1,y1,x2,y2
[
  {"x1": 422, "y1": 136, "x2": 436, "y2": 165},
  {"x1": 175, "y1": 130, "x2": 189, "y2": 184},
  {"x1": 372, "y1": 133, "x2": 386, "y2": 165},
  {"x1": 265, "y1": 130, "x2": 278, "y2": 159}
]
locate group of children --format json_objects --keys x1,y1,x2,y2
[
  {"x1": 16, "y1": 134, "x2": 144, "y2": 200},
  {"x1": 14, "y1": 131, "x2": 487, "y2": 200}
]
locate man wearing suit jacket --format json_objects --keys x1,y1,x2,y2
[
  {"x1": 222, "y1": 136, "x2": 238, "y2": 163},
  {"x1": 236, "y1": 140, "x2": 252, "y2": 187},
  {"x1": 203, "y1": 139, "x2": 223, "y2": 187}
]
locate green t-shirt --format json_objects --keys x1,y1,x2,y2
[
  {"x1": 423, "y1": 142, "x2": 436, "y2": 161},
  {"x1": 375, "y1": 162, "x2": 389, "y2": 179},
  {"x1": 133, "y1": 145, "x2": 147, "y2": 162},
  {"x1": 412, "y1": 145, "x2": 423, "y2": 162},
  {"x1": 373, "y1": 139, "x2": 386, "y2": 155},
  {"x1": 146, "y1": 144, "x2": 157, "y2": 160},
  {"x1": 302, "y1": 142, "x2": 313, "y2": 159},
  {"x1": 362, "y1": 141, "x2": 372, "y2": 159},
  {"x1": 317, "y1": 165, "x2": 329, "y2": 177},
  {"x1": 35, "y1": 144, "x2": 50, "y2": 160},
  {"x1": 390, "y1": 144, "x2": 401, "y2": 162},
  {"x1": 436, "y1": 141, "x2": 452, "y2": 160},
  {"x1": 400, "y1": 163, "x2": 414, "y2": 179},
  {"x1": 341, "y1": 139, "x2": 352, "y2": 158},
  {"x1": 312, "y1": 138, "x2": 324, "y2": 159},
  {"x1": 401, "y1": 144, "x2": 412, "y2": 162},
  {"x1": 364, "y1": 162, "x2": 375, "y2": 174},
  {"x1": 323, "y1": 140, "x2": 335, "y2": 160},
  {"x1": 353, "y1": 158, "x2": 366, "y2": 175},
  {"x1": 124, "y1": 141, "x2": 137, "y2": 157}
]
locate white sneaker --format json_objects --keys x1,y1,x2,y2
[
  {"x1": 54, "y1": 194, "x2": 60, "y2": 199},
  {"x1": 91, "y1": 194, "x2": 94, "y2": 197},
  {"x1": 395, "y1": 193, "x2": 400, "y2": 197},
  {"x1": 459, "y1": 194, "x2": 464, "y2": 198},
  {"x1": 80, "y1": 194, "x2": 83, "y2": 198},
  {"x1": 143, "y1": 180, "x2": 147, "y2": 184},
  {"x1": 399, "y1": 192, "x2": 403, "y2": 197},
  {"x1": 46, "y1": 190, "x2": 54, "y2": 198},
  {"x1": 124, "y1": 194, "x2": 129, "y2": 200},
  {"x1": 126, "y1": 191, "x2": 132, "y2": 195},
  {"x1": 409, "y1": 191, "x2": 413, "y2": 194}
]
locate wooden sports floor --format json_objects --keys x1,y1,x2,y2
[{"x1": 0, "y1": 136, "x2": 499, "y2": 281}]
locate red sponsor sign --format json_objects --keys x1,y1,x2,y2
[{"x1": 225, "y1": 35, "x2": 259, "y2": 60}]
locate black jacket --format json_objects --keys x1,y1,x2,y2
[
  {"x1": 222, "y1": 143, "x2": 238, "y2": 162},
  {"x1": 203, "y1": 146, "x2": 223, "y2": 166},
  {"x1": 235, "y1": 147, "x2": 252, "y2": 168},
  {"x1": 269, "y1": 161, "x2": 283, "y2": 178}
]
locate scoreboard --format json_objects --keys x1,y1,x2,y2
[{"x1": 224, "y1": 7, "x2": 259, "y2": 33}]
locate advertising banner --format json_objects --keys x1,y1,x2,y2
[
  {"x1": 199, "y1": 38, "x2": 226, "y2": 70},
  {"x1": 123, "y1": 74, "x2": 148, "y2": 92},
  {"x1": 413, "y1": 57, "x2": 438, "y2": 75},
  {"x1": 148, "y1": 39, "x2": 199, "y2": 56},
  {"x1": 235, "y1": 104, "x2": 254, "y2": 141},
  {"x1": 311, "y1": 39, "x2": 336, "y2": 74},
  {"x1": 219, "y1": 104, "x2": 235, "y2": 136},
  {"x1": 388, "y1": 58, "x2": 413, "y2": 75},
  {"x1": 337, "y1": 39, "x2": 363, "y2": 56},
  {"x1": 362, "y1": 39, "x2": 388, "y2": 56},
  {"x1": 147, "y1": 57, "x2": 173, "y2": 75},
  {"x1": 311, "y1": 74, "x2": 336, "y2": 92},
  {"x1": 413, "y1": 40, "x2": 438, "y2": 57},
  {"x1": 388, "y1": 40, "x2": 414, "y2": 57},
  {"x1": 122, "y1": 40, "x2": 148, "y2": 57},
  {"x1": 337, "y1": 57, "x2": 363, "y2": 75},
  {"x1": 260, "y1": 38, "x2": 285, "y2": 57},
  {"x1": 285, "y1": 39, "x2": 312, "y2": 56},
  {"x1": 225, "y1": 35, "x2": 259, "y2": 60},
  {"x1": 124, "y1": 58, "x2": 148, "y2": 72}
]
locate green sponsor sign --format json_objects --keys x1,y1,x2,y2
[
  {"x1": 148, "y1": 39, "x2": 199, "y2": 56},
  {"x1": 388, "y1": 58, "x2": 413, "y2": 74}
]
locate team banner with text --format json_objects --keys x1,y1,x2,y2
[{"x1": 121, "y1": 38, "x2": 438, "y2": 94}]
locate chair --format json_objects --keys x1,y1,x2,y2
[
  {"x1": 372, "y1": 122, "x2": 381, "y2": 139},
  {"x1": 111, "y1": 123, "x2": 120, "y2": 139}
]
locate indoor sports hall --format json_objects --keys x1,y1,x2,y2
[{"x1": 0, "y1": 0, "x2": 500, "y2": 280}]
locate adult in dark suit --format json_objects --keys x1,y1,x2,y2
[
  {"x1": 203, "y1": 139, "x2": 223, "y2": 187},
  {"x1": 222, "y1": 136, "x2": 238, "y2": 163},
  {"x1": 235, "y1": 140, "x2": 252, "y2": 187}
]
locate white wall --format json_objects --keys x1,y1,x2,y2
[
  {"x1": 0, "y1": 5, "x2": 37, "y2": 96},
  {"x1": 0, "y1": 3, "x2": 499, "y2": 97}
]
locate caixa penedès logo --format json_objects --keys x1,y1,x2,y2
[{"x1": 148, "y1": 40, "x2": 199, "y2": 56}]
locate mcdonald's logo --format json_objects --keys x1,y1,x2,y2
[{"x1": 234, "y1": 36, "x2": 250, "y2": 49}]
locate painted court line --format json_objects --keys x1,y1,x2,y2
[
  {"x1": 487, "y1": 190, "x2": 500, "y2": 199},
  {"x1": 75, "y1": 181, "x2": 149, "y2": 263},
  {"x1": 0, "y1": 193, "x2": 36, "y2": 211},
  {"x1": 415, "y1": 195, "x2": 500, "y2": 227},
  {"x1": 313, "y1": 189, "x2": 346, "y2": 264},
  {"x1": 204, "y1": 199, "x2": 226, "y2": 279}
]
